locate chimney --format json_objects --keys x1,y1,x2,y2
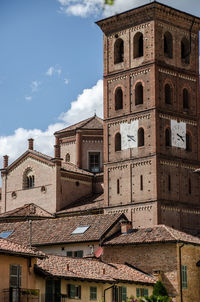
[
  {"x1": 54, "y1": 144, "x2": 60, "y2": 158},
  {"x1": 120, "y1": 220, "x2": 132, "y2": 234},
  {"x1": 3, "y1": 155, "x2": 9, "y2": 168},
  {"x1": 54, "y1": 137, "x2": 60, "y2": 158},
  {"x1": 102, "y1": 268, "x2": 105, "y2": 274},
  {"x1": 66, "y1": 264, "x2": 70, "y2": 271},
  {"x1": 28, "y1": 138, "x2": 34, "y2": 150}
]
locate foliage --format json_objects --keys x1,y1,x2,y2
[
  {"x1": 21, "y1": 289, "x2": 39, "y2": 296},
  {"x1": 139, "y1": 296, "x2": 171, "y2": 302},
  {"x1": 105, "y1": 0, "x2": 115, "y2": 5},
  {"x1": 153, "y1": 281, "x2": 168, "y2": 297}
]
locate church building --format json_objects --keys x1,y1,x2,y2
[{"x1": 97, "y1": 1, "x2": 200, "y2": 234}]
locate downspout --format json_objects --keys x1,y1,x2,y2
[
  {"x1": 103, "y1": 284, "x2": 115, "y2": 302},
  {"x1": 29, "y1": 220, "x2": 32, "y2": 248},
  {"x1": 4, "y1": 173, "x2": 7, "y2": 212},
  {"x1": 179, "y1": 243, "x2": 184, "y2": 302}
]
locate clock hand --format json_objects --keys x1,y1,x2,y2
[
  {"x1": 127, "y1": 135, "x2": 135, "y2": 142},
  {"x1": 177, "y1": 133, "x2": 184, "y2": 142}
]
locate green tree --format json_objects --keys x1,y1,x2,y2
[
  {"x1": 153, "y1": 281, "x2": 168, "y2": 297},
  {"x1": 105, "y1": 0, "x2": 115, "y2": 5}
]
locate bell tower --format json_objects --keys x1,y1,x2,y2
[{"x1": 97, "y1": 2, "x2": 200, "y2": 233}]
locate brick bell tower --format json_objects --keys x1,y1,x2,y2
[{"x1": 97, "y1": 2, "x2": 200, "y2": 234}]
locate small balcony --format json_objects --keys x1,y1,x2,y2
[{"x1": 0, "y1": 288, "x2": 40, "y2": 302}]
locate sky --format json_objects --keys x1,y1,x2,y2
[{"x1": 0, "y1": 0, "x2": 200, "y2": 167}]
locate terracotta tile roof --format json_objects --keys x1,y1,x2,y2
[
  {"x1": 36, "y1": 254, "x2": 155, "y2": 284},
  {"x1": 61, "y1": 162, "x2": 94, "y2": 176},
  {"x1": 55, "y1": 115, "x2": 103, "y2": 134},
  {"x1": 0, "y1": 214, "x2": 124, "y2": 246},
  {"x1": 0, "y1": 238, "x2": 45, "y2": 258},
  {"x1": 0, "y1": 203, "x2": 54, "y2": 220},
  {"x1": 57, "y1": 193, "x2": 104, "y2": 214},
  {"x1": 103, "y1": 225, "x2": 200, "y2": 246}
]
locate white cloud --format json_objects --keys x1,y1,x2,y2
[
  {"x1": 64, "y1": 78, "x2": 69, "y2": 85},
  {"x1": 59, "y1": 79, "x2": 103, "y2": 124},
  {"x1": 25, "y1": 96, "x2": 32, "y2": 101},
  {"x1": 31, "y1": 80, "x2": 41, "y2": 92},
  {"x1": 0, "y1": 123, "x2": 65, "y2": 167},
  {"x1": 57, "y1": 0, "x2": 200, "y2": 18},
  {"x1": 0, "y1": 79, "x2": 103, "y2": 168},
  {"x1": 46, "y1": 66, "x2": 62, "y2": 76}
]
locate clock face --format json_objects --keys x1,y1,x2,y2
[
  {"x1": 171, "y1": 119, "x2": 186, "y2": 149},
  {"x1": 120, "y1": 120, "x2": 138, "y2": 150}
]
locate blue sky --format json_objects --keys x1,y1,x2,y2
[{"x1": 0, "y1": 0, "x2": 200, "y2": 166}]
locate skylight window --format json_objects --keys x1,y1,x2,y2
[
  {"x1": 72, "y1": 226, "x2": 90, "y2": 235},
  {"x1": 0, "y1": 231, "x2": 13, "y2": 238}
]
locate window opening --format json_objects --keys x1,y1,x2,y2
[
  {"x1": 0, "y1": 230, "x2": 13, "y2": 238},
  {"x1": 67, "y1": 284, "x2": 81, "y2": 299},
  {"x1": 135, "y1": 83, "x2": 143, "y2": 105},
  {"x1": 117, "y1": 179, "x2": 120, "y2": 194},
  {"x1": 115, "y1": 87, "x2": 123, "y2": 110},
  {"x1": 165, "y1": 128, "x2": 171, "y2": 147},
  {"x1": 138, "y1": 128, "x2": 144, "y2": 147},
  {"x1": 183, "y1": 88, "x2": 189, "y2": 109},
  {"x1": 165, "y1": 84, "x2": 172, "y2": 104},
  {"x1": 89, "y1": 152, "x2": 100, "y2": 173},
  {"x1": 115, "y1": 133, "x2": 121, "y2": 151},
  {"x1": 186, "y1": 133, "x2": 191, "y2": 152},
  {"x1": 65, "y1": 153, "x2": 70, "y2": 162},
  {"x1": 140, "y1": 175, "x2": 143, "y2": 191},
  {"x1": 72, "y1": 226, "x2": 90, "y2": 234},
  {"x1": 136, "y1": 288, "x2": 149, "y2": 297},
  {"x1": 168, "y1": 175, "x2": 171, "y2": 192},
  {"x1": 181, "y1": 37, "x2": 190, "y2": 64},
  {"x1": 189, "y1": 179, "x2": 192, "y2": 195},
  {"x1": 90, "y1": 287, "x2": 97, "y2": 300},
  {"x1": 181, "y1": 265, "x2": 187, "y2": 288},
  {"x1": 134, "y1": 32, "x2": 143, "y2": 58},
  {"x1": 164, "y1": 32, "x2": 173, "y2": 58},
  {"x1": 114, "y1": 38, "x2": 124, "y2": 64}
]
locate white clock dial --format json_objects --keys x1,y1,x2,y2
[
  {"x1": 120, "y1": 120, "x2": 138, "y2": 150},
  {"x1": 171, "y1": 119, "x2": 186, "y2": 149}
]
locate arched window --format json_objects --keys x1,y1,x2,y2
[
  {"x1": 115, "y1": 133, "x2": 121, "y2": 151},
  {"x1": 65, "y1": 153, "x2": 70, "y2": 162},
  {"x1": 135, "y1": 83, "x2": 143, "y2": 105},
  {"x1": 164, "y1": 32, "x2": 173, "y2": 58},
  {"x1": 186, "y1": 133, "x2": 192, "y2": 152},
  {"x1": 23, "y1": 169, "x2": 35, "y2": 189},
  {"x1": 165, "y1": 128, "x2": 171, "y2": 147},
  {"x1": 165, "y1": 84, "x2": 172, "y2": 104},
  {"x1": 168, "y1": 175, "x2": 171, "y2": 192},
  {"x1": 114, "y1": 38, "x2": 124, "y2": 64},
  {"x1": 117, "y1": 179, "x2": 120, "y2": 194},
  {"x1": 134, "y1": 32, "x2": 143, "y2": 58},
  {"x1": 183, "y1": 88, "x2": 189, "y2": 109},
  {"x1": 189, "y1": 178, "x2": 192, "y2": 195},
  {"x1": 138, "y1": 128, "x2": 144, "y2": 147},
  {"x1": 115, "y1": 87, "x2": 123, "y2": 110},
  {"x1": 140, "y1": 175, "x2": 143, "y2": 191},
  {"x1": 181, "y1": 37, "x2": 190, "y2": 64}
]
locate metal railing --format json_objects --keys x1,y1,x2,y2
[{"x1": 0, "y1": 288, "x2": 40, "y2": 302}]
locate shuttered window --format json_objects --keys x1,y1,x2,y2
[
  {"x1": 181, "y1": 265, "x2": 187, "y2": 288},
  {"x1": 10, "y1": 265, "x2": 21, "y2": 288},
  {"x1": 68, "y1": 284, "x2": 81, "y2": 299},
  {"x1": 136, "y1": 288, "x2": 149, "y2": 297}
]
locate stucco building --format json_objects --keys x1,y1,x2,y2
[{"x1": 0, "y1": 115, "x2": 103, "y2": 214}]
